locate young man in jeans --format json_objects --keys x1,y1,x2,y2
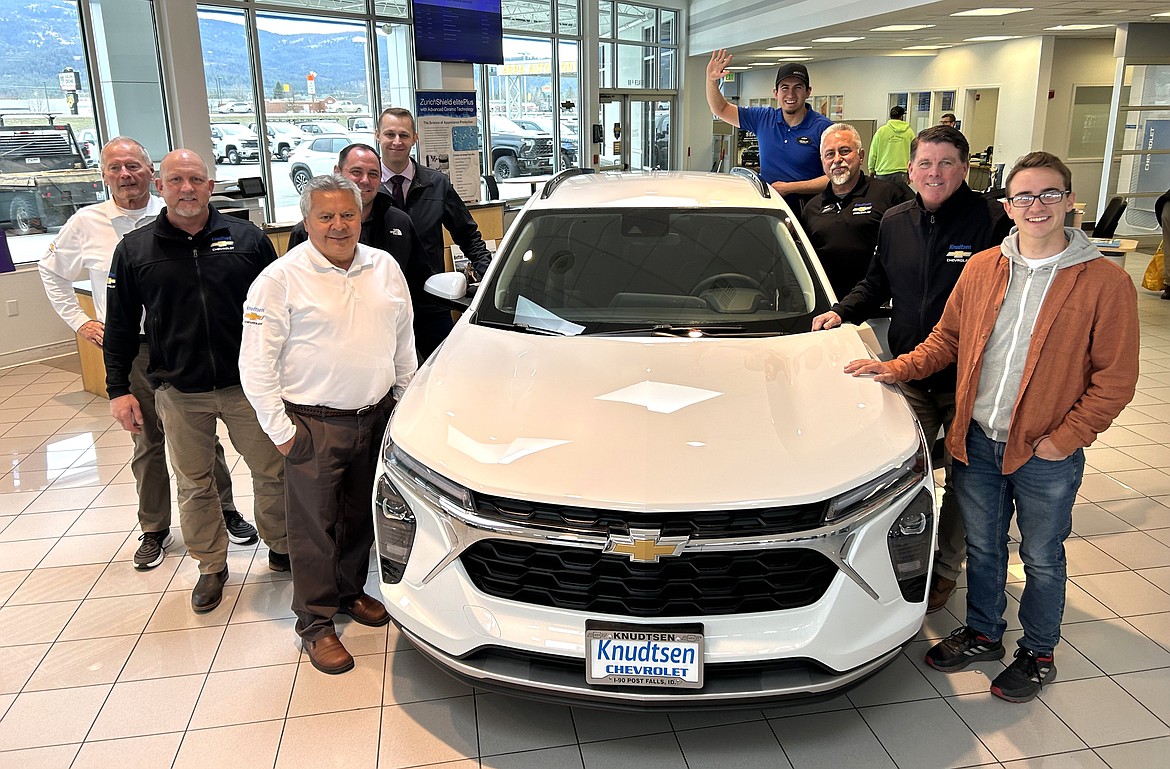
[{"x1": 845, "y1": 152, "x2": 1139, "y2": 702}]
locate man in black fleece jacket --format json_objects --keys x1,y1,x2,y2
[
  {"x1": 812, "y1": 126, "x2": 1011, "y2": 613},
  {"x1": 105, "y1": 149, "x2": 289, "y2": 614}
]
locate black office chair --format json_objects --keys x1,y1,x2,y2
[
  {"x1": 1092, "y1": 196, "x2": 1127, "y2": 238},
  {"x1": 482, "y1": 174, "x2": 500, "y2": 201}
]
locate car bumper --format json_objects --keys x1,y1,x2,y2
[{"x1": 375, "y1": 464, "x2": 935, "y2": 709}]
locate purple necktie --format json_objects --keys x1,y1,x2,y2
[{"x1": 390, "y1": 175, "x2": 406, "y2": 210}]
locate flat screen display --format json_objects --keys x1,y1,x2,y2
[{"x1": 413, "y1": 0, "x2": 504, "y2": 65}]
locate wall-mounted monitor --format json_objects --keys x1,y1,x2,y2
[{"x1": 413, "y1": 0, "x2": 504, "y2": 65}]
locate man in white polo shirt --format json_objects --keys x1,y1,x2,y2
[
  {"x1": 240, "y1": 174, "x2": 417, "y2": 674},
  {"x1": 37, "y1": 136, "x2": 250, "y2": 571}
]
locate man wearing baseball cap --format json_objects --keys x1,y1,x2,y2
[{"x1": 706, "y1": 50, "x2": 832, "y2": 211}]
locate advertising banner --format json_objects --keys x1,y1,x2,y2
[{"x1": 416, "y1": 91, "x2": 481, "y2": 203}]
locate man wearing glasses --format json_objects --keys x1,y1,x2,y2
[
  {"x1": 844, "y1": 152, "x2": 1138, "y2": 703},
  {"x1": 706, "y1": 51, "x2": 832, "y2": 211},
  {"x1": 812, "y1": 125, "x2": 1011, "y2": 614}
]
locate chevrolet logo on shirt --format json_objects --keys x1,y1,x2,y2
[{"x1": 604, "y1": 529, "x2": 688, "y2": 563}]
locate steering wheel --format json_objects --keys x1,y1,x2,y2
[{"x1": 691, "y1": 273, "x2": 762, "y2": 295}]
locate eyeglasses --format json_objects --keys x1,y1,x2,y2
[{"x1": 1002, "y1": 190, "x2": 1069, "y2": 208}]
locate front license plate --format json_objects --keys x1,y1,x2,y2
[{"x1": 585, "y1": 621, "x2": 704, "y2": 689}]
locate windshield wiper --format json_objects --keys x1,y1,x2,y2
[
  {"x1": 587, "y1": 323, "x2": 755, "y2": 337},
  {"x1": 477, "y1": 318, "x2": 571, "y2": 336}
]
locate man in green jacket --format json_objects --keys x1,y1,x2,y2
[{"x1": 869, "y1": 105, "x2": 913, "y2": 186}]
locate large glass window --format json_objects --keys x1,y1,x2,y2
[
  {"x1": 1, "y1": 0, "x2": 121, "y2": 262},
  {"x1": 598, "y1": 1, "x2": 677, "y2": 91}
]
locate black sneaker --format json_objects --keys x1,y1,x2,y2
[
  {"x1": 925, "y1": 626, "x2": 1005, "y2": 672},
  {"x1": 268, "y1": 550, "x2": 291, "y2": 572},
  {"x1": 133, "y1": 529, "x2": 174, "y2": 571},
  {"x1": 991, "y1": 648, "x2": 1056, "y2": 703},
  {"x1": 223, "y1": 509, "x2": 259, "y2": 545}
]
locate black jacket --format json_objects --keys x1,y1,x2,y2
[
  {"x1": 833, "y1": 182, "x2": 1011, "y2": 392},
  {"x1": 381, "y1": 159, "x2": 492, "y2": 278},
  {"x1": 288, "y1": 189, "x2": 433, "y2": 302},
  {"x1": 104, "y1": 206, "x2": 277, "y2": 397},
  {"x1": 800, "y1": 173, "x2": 914, "y2": 299}
]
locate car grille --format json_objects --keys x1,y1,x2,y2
[
  {"x1": 531, "y1": 138, "x2": 553, "y2": 160},
  {"x1": 474, "y1": 494, "x2": 826, "y2": 538},
  {"x1": 460, "y1": 540, "x2": 838, "y2": 617},
  {"x1": 242, "y1": 139, "x2": 259, "y2": 150}
]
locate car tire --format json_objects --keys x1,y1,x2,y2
[
  {"x1": 291, "y1": 166, "x2": 312, "y2": 193},
  {"x1": 9, "y1": 195, "x2": 44, "y2": 235},
  {"x1": 493, "y1": 155, "x2": 520, "y2": 180},
  {"x1": 278, "y1": 145, "x2": 291, "y2": 162},
  {"x1": 227, "y1": 148, "x2": 241, "y2": 165}
]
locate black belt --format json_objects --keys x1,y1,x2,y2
[{"x1": 284, "y1": 393, "x2": 392, "y2": 420}]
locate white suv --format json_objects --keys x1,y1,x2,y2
[
  {"x1": 373, "y1": 170, "x2": 936, "y2": 709},
  {"x1": 209, "y1": 123, "x2": 260, "y2": 164}
]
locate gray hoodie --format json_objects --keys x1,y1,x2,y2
[{"x1": 972, "y1": 227, "x2": 1102, "y2": 441}]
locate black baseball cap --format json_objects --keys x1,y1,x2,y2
[{"x1": 775, "y1": 62, "x2": 810, "y2": 88}]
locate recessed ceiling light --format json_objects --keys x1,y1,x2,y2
[
  {"x1": 748, "y1": 62, "x2": 776, "y2": 66},
  {"x1": 812, "y1": 36, "x2": 865, "y2": 43},
  {"x1": 725, "y1": 66, "x2": 749, "y2": 71},
  {"x1": 766, "y1": 45, "x2": 809, "y2": 51},
  {"x1": 871, "y1": 24, "x2": 936, "y2": 32},
  {"x1": 776, "y1": 57, "x2": 812, "y2": 61},
  {"x1": 964, "y1": 35, "x2": 1020, "y2": 41},
  {"x1": 1044, "y1": 24, "x2": 1110, "y2": 30},
  {"x1": 952, "y1": 7, "x2": 1032, "y2": 16},
  {"x1": 903, "y1": 44, "x2": 954, "y2": 50}
]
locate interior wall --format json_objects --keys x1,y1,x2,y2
[
  {"x1": 963, "y1": 87, "x2": 999, "y2": 157},
  {"x1": 1044, "y1": 37, "x2": 1116, "y2": 218},
  {"x1": 0, "y1": 268, "x2": 75, "y2": 368}
]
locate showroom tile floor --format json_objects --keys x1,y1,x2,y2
[{"x1": 2, "y1": 259, "x2": 1170, "y2": 769}]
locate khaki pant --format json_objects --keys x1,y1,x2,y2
[
  {"x1": 898, "y1": 383, "x2": 966, "y2": 582},
  {"x1": 129, "y1": 342, "x2": 237, "y2": 533},
  {"x1": 155, "y1": 385, "x2": 287, "y2": 574}
]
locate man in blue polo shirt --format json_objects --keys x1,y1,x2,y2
[{"x1": 706, "y1": 50, "x2": 832, "y2": 211}]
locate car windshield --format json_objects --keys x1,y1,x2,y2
[{"x1": 476, "y1": 208, "x2": 830, "y2": 337}]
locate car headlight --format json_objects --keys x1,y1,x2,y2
[
  {"x1": 823, "y1": 441, "x2": 928, "y2": 524},
  {"x1": 374, "y1": 441, "x2": 475, "y2": 584},
  {"x1": 520, "y1": 139, "x2": 535, "y2": 155}
]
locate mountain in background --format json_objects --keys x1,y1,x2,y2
[{"x1": 0, "y1": 2, "x2": 372, "y2": 102}]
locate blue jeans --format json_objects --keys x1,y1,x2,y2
[{"x1": 953, "y1": 424, "x2": 1083, "y2": 655}]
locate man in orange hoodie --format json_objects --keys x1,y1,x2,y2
[{"x1": 845, "y1": 152, "x2": 1139, "y2": 703}]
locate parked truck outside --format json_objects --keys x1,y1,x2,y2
[{"x1": 0, "y1": 122, "x2": 105, "y2": 235}]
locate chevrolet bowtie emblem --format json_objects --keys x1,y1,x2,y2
[{"x1": 604, "y1": 528, "x2": 688, "y2": 563}]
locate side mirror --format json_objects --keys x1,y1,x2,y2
[{"x1": 424, "y1": 271, "x2": 472, "y2": 312}]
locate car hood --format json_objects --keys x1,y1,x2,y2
[{"x1": 390, "y1": 324, "x2": 920, "y2": 511}]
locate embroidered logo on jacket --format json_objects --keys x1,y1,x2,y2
[
  {"x1": 853, "y1": 203, "x2": 874, "y2": 215},
  {"x1": 209, "y1": 239, "x2": 235, "y2": 252},
  {"x1": 945, "y1": 244, "x2": 974, "y2": 263},
  {"x1": 243, "y1": 305, "x2": 265, "y2": 325}
]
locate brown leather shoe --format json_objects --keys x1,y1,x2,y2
[
  {"x1": 304, "y1": 633, "x2": 354, "y2": 675},
  {"x1": 339, "y1": 594, "x2": 390, "y2": 627},
  {"x1": 927, "y1": 574, "x2": 957, "y2": 613}
]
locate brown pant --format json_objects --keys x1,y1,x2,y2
[
  {"x1": 155, "y1": 385, "x2": 287, "y2": 574},
  {"x1": 284, "y1": 399, "x2": 392, "y2": 641},
  {"x1": 898, "y1": 383, "x2": 966, "y2": 582},
  {"x1": 129, "y1": 342, "x2": 236, "y2": 533}
]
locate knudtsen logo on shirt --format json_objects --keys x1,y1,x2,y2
[
  {"x1": 243, "y1": 305, "x2": 265, "y2": 325},
  {"x1": 797, "y1": 136, "x2": 812, "y2": 145},
  {"x1": 208, "y1": 239, "x2": 235, "y2": 252},
  {"x1": 853, "y1": 203, "x2": 874, "y2": 215}
]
